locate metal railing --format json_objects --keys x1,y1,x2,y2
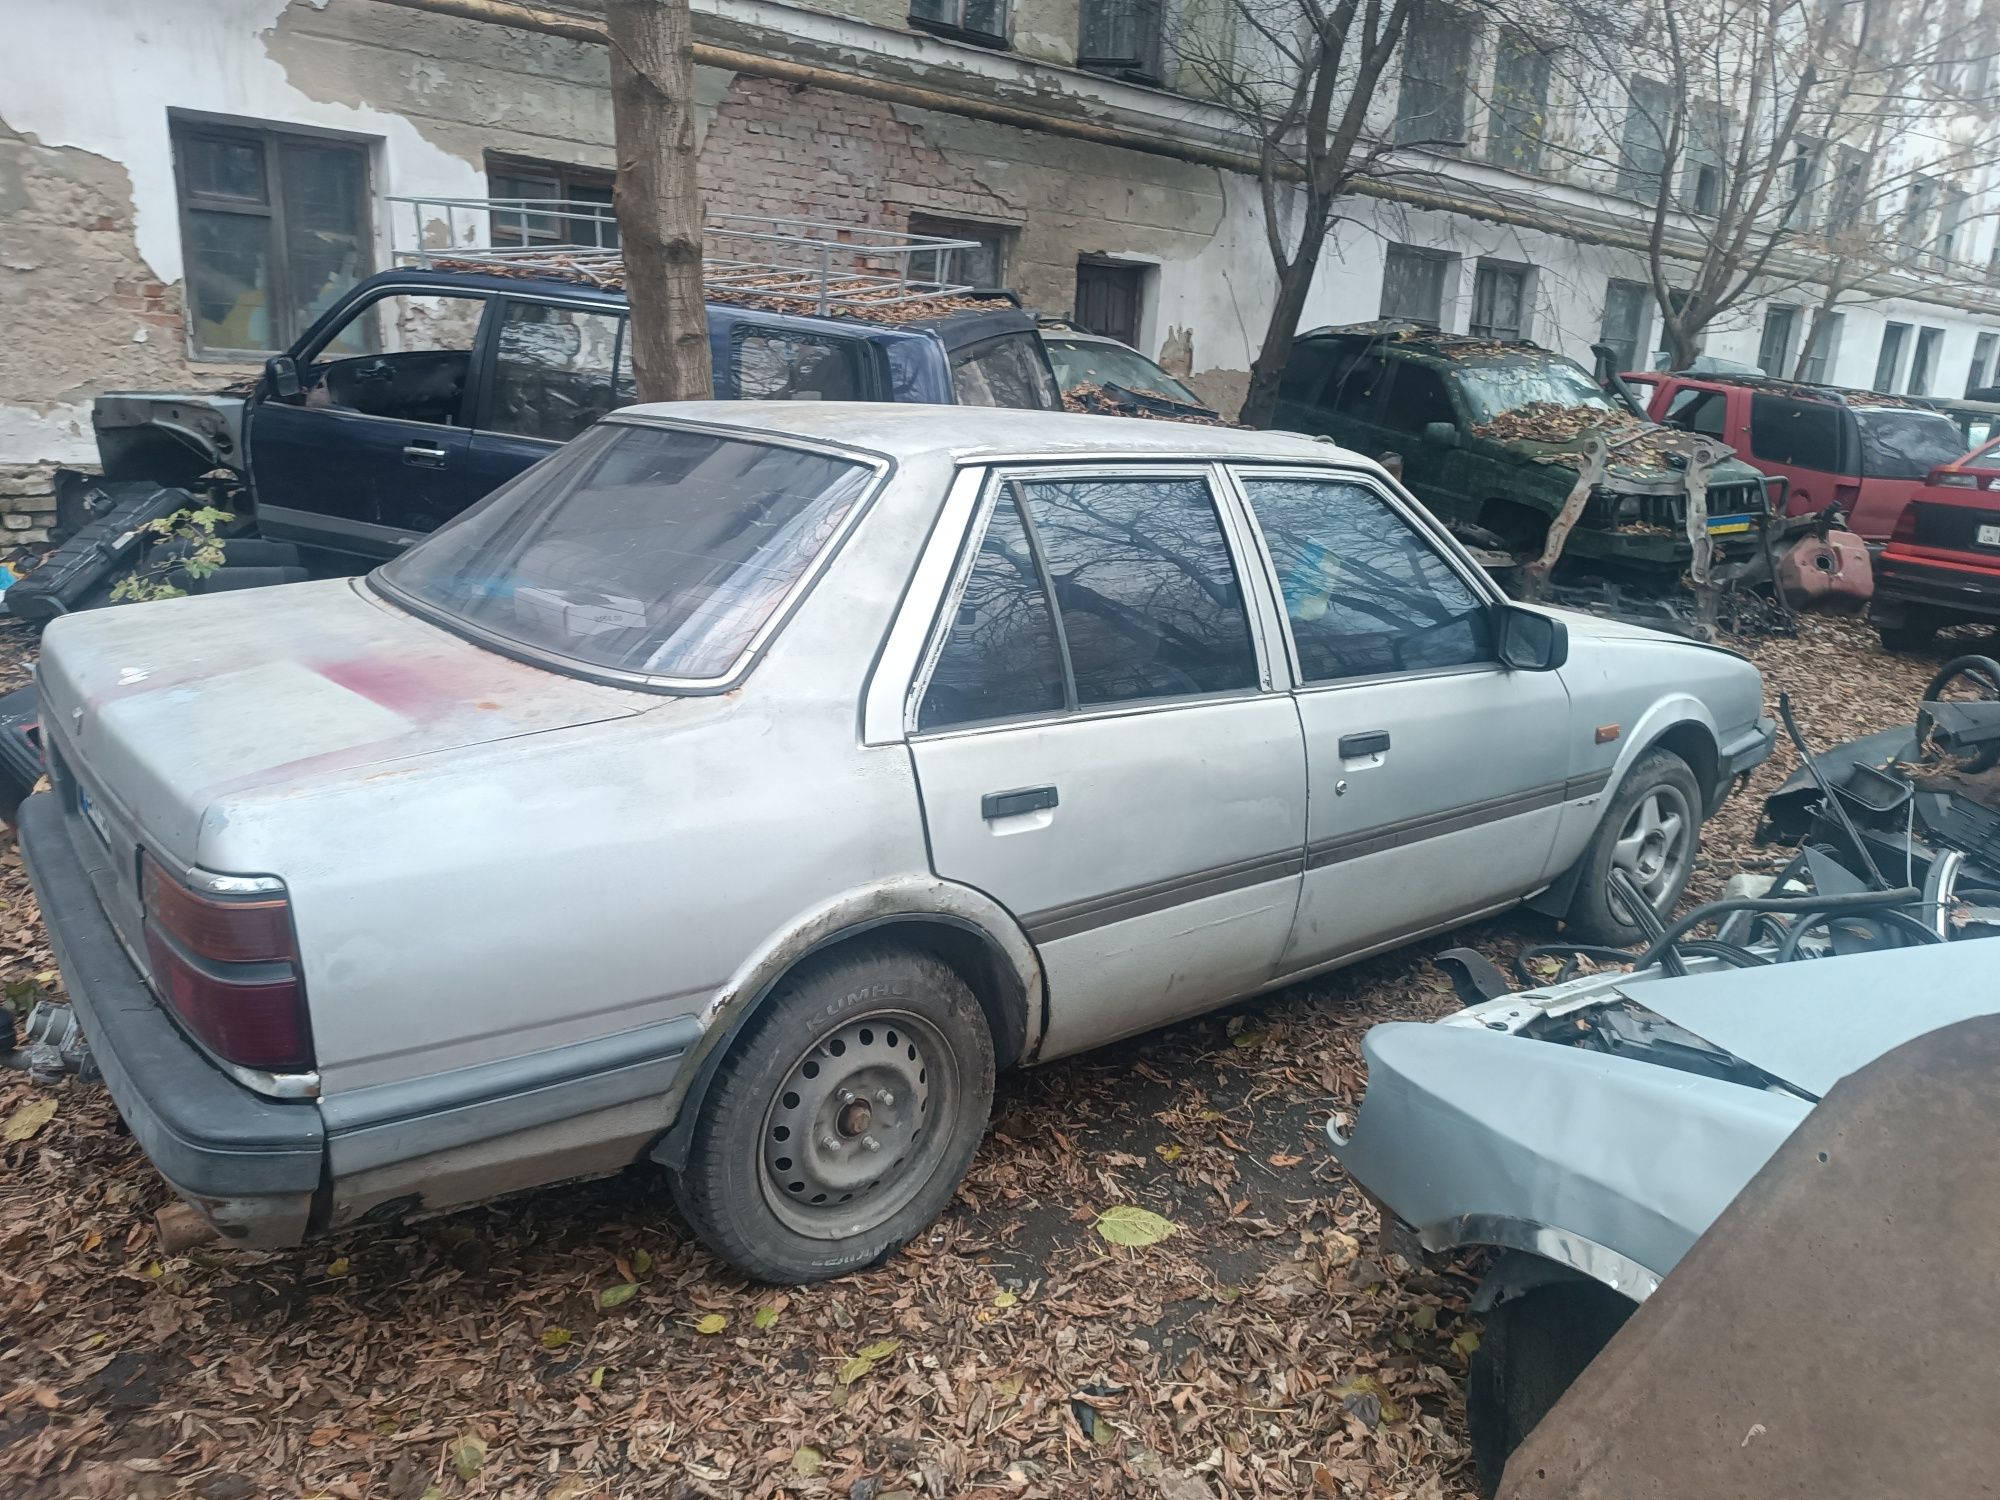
[{"x1": 386, "y1": 196, "x2": 985, "y2": 314}]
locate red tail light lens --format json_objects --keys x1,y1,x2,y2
[{"x1": 141, "y1": 855, "x2": 313, "y2": 1072}]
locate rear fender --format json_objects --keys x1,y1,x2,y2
[{"x1": 649, "y1": 875, "x2": 1043, "y2": 1169}]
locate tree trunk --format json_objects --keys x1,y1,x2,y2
[
  {"x1": 1237, "y1": 214, "x2": 1332, "y2": 429},
  {"x1": 608, "y1": 0, "x2": 712, "y2": 403}
]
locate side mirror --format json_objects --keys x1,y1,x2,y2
[
  {"x1": 1423, "y1": 421, "x2": 1459, "y2": 448},
  {"x1": 265, "y1": 354, "x2": 301, "y2": 400},
  {"x1": 1496, "y1": 604, "x2": 1569, "y2": 671}
]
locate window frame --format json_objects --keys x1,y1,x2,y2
[
  {"x1": 279, "y1": 281, "x2": 495, "y2": 431},
  {"x1": 908, "y1": 0, "x2": 1010, "y2": 48},
  {"x1": 169, "y1": 109, "x2": 376, "y2": 361},
  {"x1": 484, "y1": 151, "x2": 618, "y2": 249},
  {"x1": 1470, "y1": 260, "x2": 1532, "y2": 341},
  {"x1": 1380, "y1": 243, "x2": 1455, "y2": 328},
  {"x1": 905, "y1": 462, "x2": 1281, "y2": 737},
  {"x1": 1076, "y1": 0, "x2": 1164, "y2": 83},
  {"x1": 1218, "y1": 462, "x2": 1505, "y2": 693}
]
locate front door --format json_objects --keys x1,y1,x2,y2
[
  {"x1": 1377, "y1": 359, "x2": 1473, "y2": 522},
  {"x1": 1225, "y1": 468, "x2": 1573, "y2": 967},
  {"x1": 250, "y1": 288, "x2": 488, "y2": 558},
  {"x1": 907, "y1": 467, "x2": 1306, "y2": 1060}
]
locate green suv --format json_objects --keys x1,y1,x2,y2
[{"x1": 1274, "y1": 325, "x2": 1769, "y2": 573}]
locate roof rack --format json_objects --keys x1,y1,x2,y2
[{"x1": 386, "y1": 196, "x2": 988, "y2": 315}]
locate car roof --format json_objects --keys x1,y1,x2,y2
[{"x1": 611, "y1": 400, "x2": 1359, "y2": 465}]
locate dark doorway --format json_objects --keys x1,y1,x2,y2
[{"x1": 1074, "y1": 259, "x2": 1146, "y2": 346}]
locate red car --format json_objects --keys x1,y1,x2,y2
[
  {"x1": 1872, "y1": 433, "x2": 2000, "y2": 649},
  {"x1": 1627, "y1": 373, "x2": 1967, "y2": 541}
]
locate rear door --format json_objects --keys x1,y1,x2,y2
[
  {"x1": 906, "y1": 465, "x2": 1306, "y2": 1059},
  {"x1": 1225, "y1": 467, "x2": 1573, "y2": 967},
  {"x1": 1746, "y1": 392, "x2": 1849, "y2": 516},
  {"x1": 249, "y1": 287, "x2": 487, "y2": 558},
  {"x1": 461, "y1": 296, "x2": 635, "y2": 516}
]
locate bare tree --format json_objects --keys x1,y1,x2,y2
[
  {"x1": 1553, "y1": 0, "x2": 2000, "y2": 373},
  {"x1": 1181, "y1": 0, "x2": 1427, "y2": 426},
  {"x1": 608, "y1": 0, "x2": 713, "y2": 401}
]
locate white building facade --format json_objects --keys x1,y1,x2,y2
[{"x1": 2, "y1": 0, "x2": 1996, "y2": 535}]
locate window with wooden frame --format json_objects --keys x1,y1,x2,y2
[
  {"x1": 909, "y1": 0, "x2": 1007, "y2": 47},
  {"x1": 1078, "y1": 0, "x2": 1163, "y2": 83},
  {"x1": 170, "y1": 113, "x2": 374, "y2": 358},
  {"x1": 485, "y1": 153, "x2": 618, "y2": 250}
]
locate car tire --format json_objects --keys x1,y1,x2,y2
[
  {"x1": 1467, "y1": 1279, "x2": 1636, "y2": 1496},
  {"x1": 670, "y1": 943, "x2": 995, "y2": 1285},
  {"x1": 1564, "y1": 747, "x2": 1703, "y2": 946}
]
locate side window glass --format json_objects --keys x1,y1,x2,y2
[
  {"x1": 950, "y1": 334, "x2": 1061, "y2": 410},
  {"x1": 1381, "y1": 364, "x2": 1457, "y2": 434},
  {"x1": 1278, "y1": 342, "x2": 1339, "y2": 407},
  {"x1": 1239, "y1": 476, "x2": 1494, "y2": 680},
  {"x1": 487, "y1": 301, "x2": 626, "y2": 443},
  {"x1": 300, "y1": 292, "x2": 486, "y2": 425},
  {"x1": 918, "y1": 490, "x2": 1067, "y2": 731},
  {"x1": 1019, "y1": 475, "x2": 1257, "y2": 705},
  {"x1": 1749, "y1": 393, "x2": 1842, "y2": 470},
  {"x1": 1328, "y1": 354, "x2": 1388, "y2": 419},
  {"x1": 734, "y1": 330, "x2": 869, "y2": 400},
  {"x1": 1665, "y1": 387, "x2": 1726, "y2": 437}
]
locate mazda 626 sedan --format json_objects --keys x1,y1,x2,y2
[{"x1": 18, "y1": 403, "x2": 1773, "y2": 1282}]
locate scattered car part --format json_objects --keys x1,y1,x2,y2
[
  {"x1": 1498, "y1": 1013, "x2": 2000, "y2": 1499},
  {"x1": 6, "y1": 483, "x2": 196, "y2": 623},
  {"x1": 1327, "y1": 938, "x2": 2000, "y2": 1494},
  {"x1": 0, "y1": 683, "x2": 42, "y2": 822},
  {"x1": 13, "y1": 403, "x2": 1770, "y2": 1280}
]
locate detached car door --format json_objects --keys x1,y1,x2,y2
[
  {"x1": 250, "y1": 287, "x2": 487, "y2": 557},
  {"x1": 906, "y1": 466, "x2": 1307, "y2": 1059},
  {"x1": 1225, "y1": 468, "x2": 1573, "y2": 968}
]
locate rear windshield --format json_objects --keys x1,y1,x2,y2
[
  {"x1": 1856, "y1": 408, "x2": 1967, "y2": 480},
  {"x1": 378, "y1": 421, "x2": 874, "y2": 681},
  {"x1": 951, "y1": 333, "x2": 1061, "y2": 409}
]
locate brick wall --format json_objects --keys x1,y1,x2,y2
[{"x1": 696, "y1": 76, "x2": 1018, "y2": 244}]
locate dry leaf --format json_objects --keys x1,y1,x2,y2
[
  {"x1": 598, "y1": 1283, "x2": 637, "y2": 1309},
  {"x1": 693, "y1": 1313, "x2": 726, "y2": 1335},
  {"x1": 1094, "y1": 1205, "x2": 1176, "y2": 1247},
  {"x1": 3, "y1": 1096, "x2": 56, "y2": 1142}
]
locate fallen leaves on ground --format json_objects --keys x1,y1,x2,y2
[{"x1": 0, "y1": 612, "x2": 1959, "y2": 1499}]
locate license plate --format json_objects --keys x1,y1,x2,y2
[
  {"x1": 77, "y1": 786, "x2": 111, "y2": 848},
  {"x1": 1979, "y1": 523, "x2": 2000, "y2": 548},
  {"x1": 1707, "y1": 514, "x2": 1753, "y2": 536}
]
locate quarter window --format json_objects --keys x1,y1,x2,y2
[
  {"x1": 1238, "y1": 476, "x2": 1493, "y2": 681},
  {"x1": 950, "y1": 334, "x2": 1060, "y2": 409},
  {"x1": 487, "y1": 301, "x2": 628, "y2": 443},
  {"x1": 918, "y1": 491, "x2": 1067, "y2": 731}
]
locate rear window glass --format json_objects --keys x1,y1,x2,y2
[
  {"x1": 378, "y1": 422, "x2": 873, "y2": 681},
  {"x1": 951, "y1": 333, "x2": 1061, "y2": 409},
  {"x1": 1749, "y1": 394, "x2": 1845, "y2": 471},
  {"x1": 1856, "y1": 409, "x2": 1967, "y2": 480}
]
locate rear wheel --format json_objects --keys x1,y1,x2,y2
[
  {"x1": 1874, "y1": 601, "x2": 1940, "y2": 652},
  {"x1": 670, "y1": 944, "x2": 995, "y2": 1284},
  {"x1": 1468, "y1": 1279, "x2": 1636, "y2": 1495},
  {"x1": 1564, "y1": 747, "x2": 1702, "y2": 946}
]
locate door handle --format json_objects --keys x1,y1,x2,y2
[
  {"x1": 402, "y1": 440, "x2": 448, "y2": 468},
  {"x1": 982, "y1": 785, "x2": 1058, "y2": 820},
  {"x1": 1339, "y1": 730, "x2": 1391, "y2": 758}
]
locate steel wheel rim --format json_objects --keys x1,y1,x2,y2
[
  {"x1": 1609, "y1": 782, "x2": 1693, "y2": 913},
  {"x1": 758, "y1": 1010, "x2": 959, "y2": 1240}
]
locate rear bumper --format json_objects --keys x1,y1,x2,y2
[
  {"x1": 16, "y1": 793, "x2": 322, "y2": 1246},
  {"x1": 1874, "y1": 552, "x2": 2000, "y2": 623}
]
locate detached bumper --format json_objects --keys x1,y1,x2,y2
[
  {"x1": 16, "y1": 794, "x2": 322, "y2": 1246},
  {"x1": 1713, "y1": 716, "x2": 1778, "y2": 814}
]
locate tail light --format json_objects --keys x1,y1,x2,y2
[{"x1": 141, "y1": 855, "x2": 313, "y2": 1072}]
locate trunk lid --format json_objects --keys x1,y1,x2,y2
[{"x1": 38, "y1": 577, "x2": 649, "y2": 875}]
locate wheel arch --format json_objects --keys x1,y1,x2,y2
[
  {"x1": 1424, "y1": 1214, "x2": 1661, "y2": 1308},
  {"x1": 650, "y1": 877, "x2": 1043, "y2": 1171}
]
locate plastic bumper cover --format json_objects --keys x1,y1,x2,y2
[{"x1": 15, "y1": 793, "x2": 322, "y2": 1246}]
